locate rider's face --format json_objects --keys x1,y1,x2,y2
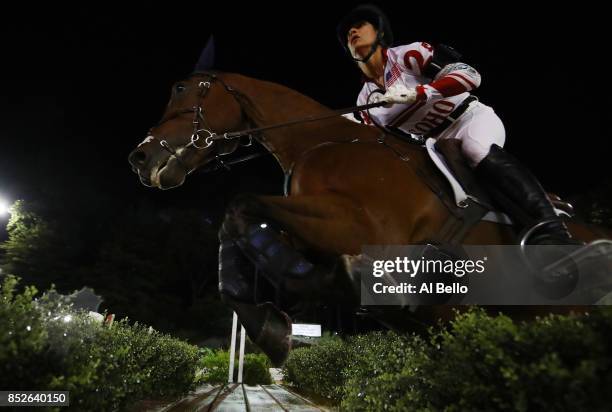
[{"x1": 347, "y1": 21, "x2": 378, "y2": 59}]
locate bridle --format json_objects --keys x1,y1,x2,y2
[
  {"x1": 147, "y1": 72, "x2": 261, "y2": 173},
  {"x1": 145, "y1": 71, "x2": 391, "y2": 174}
]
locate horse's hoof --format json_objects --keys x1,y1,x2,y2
[
  {"x1": 226, "y1": 297, "x2": 292, "y2": 367},
  {"x1": 255, "y1": 302, "x2": 292, "y2": 367}
]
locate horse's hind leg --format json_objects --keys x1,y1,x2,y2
[{"x1": 218, "y1": 226, "x2": 292, "y2": 366}]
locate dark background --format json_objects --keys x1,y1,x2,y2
[
  {"x1": 1, "y1": 2, "x2": 609, "y2": 204},
  {"x1": 0, "y1": 2, "x2": 609, "y2": 339}
]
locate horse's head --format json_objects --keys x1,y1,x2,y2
[{"x1": 128, "y1": 72, "x2": 247, "y2": 189}]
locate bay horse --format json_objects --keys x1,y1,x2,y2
[{"x1": 128, "y1": 70, "x2": 611, "y2": 365}]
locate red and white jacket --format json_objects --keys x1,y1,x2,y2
[{"x1": 355, "y1": 42, "x2": 481, "y2": 135}]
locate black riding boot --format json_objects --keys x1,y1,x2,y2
[{"x1": 475, "y1": 144, "x2": 577, "y2": 245}]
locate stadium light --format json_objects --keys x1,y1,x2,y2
[{"x1": 0, "y1": 198, "x2": 10, "y2": 217}]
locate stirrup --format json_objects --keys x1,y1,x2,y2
[
  {"x1": 518, "y1": 218, "x2": 579, "y2": 299},
  {"x1": 541, "y1": 239, "x2": 612, "y2": 274},
  {"x1": 519, "y1": 236, "x2": 612, "y2": 300},
  {"x1": 519, "y1": 218, "x2": 577, "y2": 247}
]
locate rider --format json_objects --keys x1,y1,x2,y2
[{"x1": 337, "y1": 4, "x2": 577, "y2": 245}]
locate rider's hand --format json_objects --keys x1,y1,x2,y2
[{"x1": 374, "y1": 84, "x2": 418, "y2": 105}]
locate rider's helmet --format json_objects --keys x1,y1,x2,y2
[{"x1": 336, "y1": 4, "x2": 394, "y2": 62}]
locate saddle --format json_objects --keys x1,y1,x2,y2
[{"x1": 382, "y1": 134, "x2": 573, "y2": 244}]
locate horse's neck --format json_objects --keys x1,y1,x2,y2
[{"x1": 231, "y1": 73, "x2": 380, "y2": 172}]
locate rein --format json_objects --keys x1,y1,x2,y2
[{"x1": 148, "y1": 72, "x2": 389, "y2": 172}]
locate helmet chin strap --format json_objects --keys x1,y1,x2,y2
[{"x1": 351, "y1": 32, "x2": 383, "y2": 63}]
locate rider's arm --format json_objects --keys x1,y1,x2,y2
[
  {"x1": 416, "y1": 62, "x2": 481, "y2": 101},
  {"x1": 396, "y1": 42, "x2": 481, "y2": 101}
]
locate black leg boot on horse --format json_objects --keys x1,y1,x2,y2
[
  {"x1": 219, "y1": 201, "x2": 359, "y2": 364},
  {"x1": 218, "y1": 227, "x2": 292, "y2": 367},
  {"x1": 230, "y1": 220, "x2": 352, "y2": 301},
  {"x1": 475, "y1": 144, "x2": 581, "y2": 246}
]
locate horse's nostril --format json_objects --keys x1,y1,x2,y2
[{"x1": 128, "y1": 150, "x2": 147, "y2": 168}]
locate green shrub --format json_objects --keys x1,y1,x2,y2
[
  {"x1": 76, "y1": 319, "x2": 201, "y2": 410},
  {"x1": 243, "y1": 353, "x2": 273, "y2": 385},
  {"x1": 283, "y1": 334, "x2": 349, "y2": 401},
  {"x1": 341, "y1": 331, "x2": 428, "y2": 411},
  {"x1": 404, "y1": 309, "x2": 612, "y2": 412},
  {"x1": 0, "y1": 275, "x2": 202, "y2": 411},
  {"x1": 200, "y1": 349, "x2": 231, "y2": 384},
  {"x1": 286, "y1": 308, "x2": 612, "y2": 411},
  {"x1": 200, "y1": 349, "x2": 272, "y2": 385},
  {"x1": 0, "y1": 275, "x2": 49, "y2": 389}
]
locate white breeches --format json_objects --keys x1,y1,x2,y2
[{"x1": 436, "y1": 101, "x2": 506, "y2": 168}]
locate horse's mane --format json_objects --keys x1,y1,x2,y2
[
  {"x1": 190, "y1": 70, "x2": 267, "y2": 125},
  {"x1": 187, "y1": 70, "x2": 422, "y2": 173}
]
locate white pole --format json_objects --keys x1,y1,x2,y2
[
  {"x1": 228, "y1": 312, "x2": 238, "y2": 383},
  {"x1": 237, "y1": 325, "x2": 246, "y2": 383}
]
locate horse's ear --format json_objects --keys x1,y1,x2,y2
[{"x1": 195, "y1": 36, "x2": 215, "y2": 71}]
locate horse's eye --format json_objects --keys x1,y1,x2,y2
[{"x1": 175, "y1": 84, "x2": 186, "y2": 93}]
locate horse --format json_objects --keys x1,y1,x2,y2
[{"x1": 128, "y1": 69, "x2": 612, "y2": 365}]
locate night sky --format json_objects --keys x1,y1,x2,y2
[{"x1": 1, "y1": 3, "x2": 609, "y2": 223}]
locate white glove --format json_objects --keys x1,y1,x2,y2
[
  {"x1": 372, "y1": 84, "x2": 418, "y2": 105},
  {"x1": 341, "y1": 113, "x2": 362, "y2": 124}
]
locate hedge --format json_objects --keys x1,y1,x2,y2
[
  {"x1": 284, "y1": 307, "x2": 612, "y2": 411},
  {"x1": 0, "y1": 275, "x2": 201, "y2": 411},
  {"x1": 199, "y1": 348, "x2": 272, "y2": 385}
]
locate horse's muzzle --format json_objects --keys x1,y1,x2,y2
[{"x1": 128, "y1": 148, "x2": 147, "y2": 171}]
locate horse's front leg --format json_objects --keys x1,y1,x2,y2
[
  {"x1": 218, "y1": 225, "x2": 293, "y2": 367},
  {"x1": 222, "y1": 193, "x2": 370, "y2": 298},
  {"x1": 218, "y1": 193, "x2": 369, "y2": 365},
  {"x1": 225, "y1": 193, "x2": 375, "y2": 254}
]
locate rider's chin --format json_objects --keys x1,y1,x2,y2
[
  {"x1": 157, "y1": 157, "x2": 186, "y2": 190},
  {"x1": 353, "y1": 44, "x2": 370, "y2": 60}
]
